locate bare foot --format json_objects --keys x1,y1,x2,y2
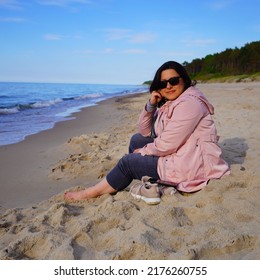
[
  {"x1": 64, "y1": 179, "x2": 116, "y2": 202},
  {"x1": 64, "y1": 189, "x2": 89, "y2": 201}
]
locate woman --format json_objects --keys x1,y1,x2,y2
[{"x1": 64, "y1": 61, "x2": 230, "y2": 204}]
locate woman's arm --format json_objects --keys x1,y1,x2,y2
[
  {"x1": 138, "y1": 106, "x2": 156, "y2": 137},
  {"x1": 139, "y1": 97, "x2": 205, "y2": 156},
  {"x1": 138, "y1": 91, "x2": 162, "y2": 137}
]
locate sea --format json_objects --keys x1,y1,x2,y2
[{"x1": 0, "y1": 82, "x2": 148, "y2": 146}]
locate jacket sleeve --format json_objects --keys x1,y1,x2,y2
[
  {"x1": 139, "y1": 98, "x2": 206, "y2": 156},
  {"x1": 138, "y1": 105, "x2": 157, "y2": 137}
]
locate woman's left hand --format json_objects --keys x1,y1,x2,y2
[{"x1": 133, "y1": 148, "x2": 142, "y2": 154}]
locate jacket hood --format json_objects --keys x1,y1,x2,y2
[{"x1": 183, "y1": 86, "x2": 214, "y2": 114}]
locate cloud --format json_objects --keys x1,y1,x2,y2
[
  {"x1": 129, "y1": 32, "x2": 156, "y2": 43},
  {"x1": 0, "y1": 17, "x2": 26, "y2": 22},
  {"x1": 183, "y1": 38, "x2": 217, "y2": 47},
  {"x1": 105, "y1": 28, "x2": 132, "y2": 41},
  {"x1": 208, "y1": 0, "x2": 234, "y2": 10},
  {"x1": 43, "y1": 32, "x2": 86, "y2": 41},
  {"x1": 37, "y1": 0, "x2": 91, "y2": 7},
  {"x1": 74, "y1": 49, "x2": 100, "y2": 58},
  {"x1": 102, "y1": 48, "x2": 114, "y2": 54},
  {"x1": 43, "y1": 33, "x2": 65, "y2": 40},
  {"x1": 0, "y1": 0, "x2": 22, "y2": 9}
]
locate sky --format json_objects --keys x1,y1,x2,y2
[{"x1": 0, "y1": 0, "x2": 259, "y2": 85}]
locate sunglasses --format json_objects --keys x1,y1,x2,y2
[{"x1": 159, "y1": 76, "x2": 181, "y2": 89}]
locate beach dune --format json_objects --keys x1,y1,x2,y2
[{"x1": 0, "y1": 83, "x2": 260, "y2": 260}]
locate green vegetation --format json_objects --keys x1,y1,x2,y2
[
  {"x1": 191, "y1": 72, "x2": 260, "y2": 83},
  {"x1": 143, "y1": 41, "x2": 260, "y2": 84},
  {"x1": 185, "y1": 41, "x2": 260, "y2": 82},
  {"x1": 143, "y1": 80, "x2": 152, "y2": 85}
]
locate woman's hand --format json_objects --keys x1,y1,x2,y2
[
  {"x1": 150, "y1": 91, "x2": 163, "y2": 106},
  {"x1": 133, "y1": 148, "x2": 141, "y2": 154}
]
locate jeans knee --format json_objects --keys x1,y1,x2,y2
[
  {"x1": 117, "y1": 154, "x2": 131, "y2": 176},
  {"x1": 129, "y1": 133, "x2": 142, "y2": 153},
  {"x1": 130, "y1": 133, "x2": 142, "y2": 144},
  {"x1": 129, "y1": 133, "x2": 154, "y2": 153}
]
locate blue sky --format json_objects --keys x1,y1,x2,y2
[{"x1": 0, "y1": 0, "x2": 259, "y2": 84}]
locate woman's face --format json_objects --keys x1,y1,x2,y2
[{"x1": 159, "y1": 69, "x2": 185, "y2": 101}]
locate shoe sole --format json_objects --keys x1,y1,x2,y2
[{"x1": 130, "y1": 193, "x2": 161, "y2": 205}]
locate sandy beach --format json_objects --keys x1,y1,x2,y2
[{"x1": 0, "y1": 82, "x2": 260, "y2": 260}]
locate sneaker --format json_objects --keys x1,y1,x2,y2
[
  {"x1": 130, "y1": 176, "x2": 161, "y2": 205},
  {"x1": 159, "y1": 186, "x2": 177, "y2": 196}
]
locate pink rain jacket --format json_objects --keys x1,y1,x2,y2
[{"x1": 138, "y1": 86, "x2": 230, "y2": 192}]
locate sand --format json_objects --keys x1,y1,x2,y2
[{"x1": 0, "y1": 82, "x2": 260, "y2": 260}]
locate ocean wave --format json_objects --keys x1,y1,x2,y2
[
  {"x1": 0, "y1": 107, "x2": 20, "y2": 115},
  {"x1": 0, "y1": 97, "x2": 70, "y2": 115},
  {"x1": 74, "y1": 93, "x2": 104, "y2": 100},
  {"x1": 31, "y1": 98, "x2": 63, "y2": 108},
  {"x1": 0, "y1": 87, "x2": 147, "y2": 115},
  {"x1": 0, "y1": 95, "x2": 12, "y2": 99},
  {"x1": 0, "y1": 94, "x2": 104, "y2": 115}
]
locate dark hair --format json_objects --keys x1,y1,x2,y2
[{"x1": 150, "y1": 61, "x2": 196, "y2": 92}]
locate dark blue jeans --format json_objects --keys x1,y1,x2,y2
[{"x1": 106, "y1": 133, "x2": 160, "y2": 191}]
